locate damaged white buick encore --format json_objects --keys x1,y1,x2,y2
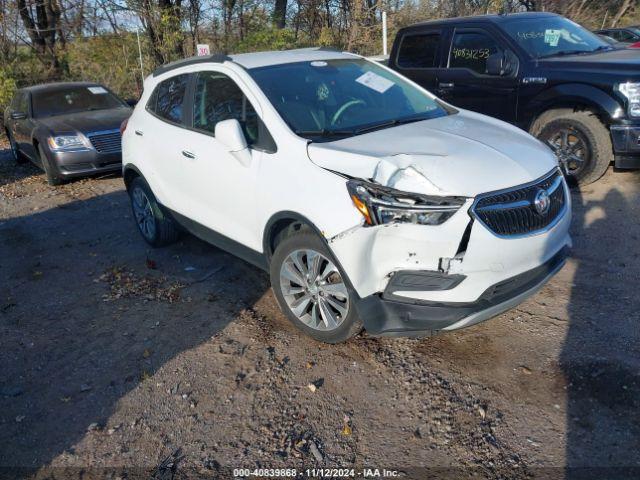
[{"x1": 122, "y1": 48, "x2": 571, "y2": 343}]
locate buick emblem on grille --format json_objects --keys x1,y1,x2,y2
[{"x1": 533, "y1": 188, "x2": 551, "y2": 216}]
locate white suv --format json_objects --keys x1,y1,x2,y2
[{"x1": 122, "y1": 48, "x2": 571, "y2": 343}]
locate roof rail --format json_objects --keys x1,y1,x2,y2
[{"x1": 152, "y1": 53, "x2": 232, "y2": 77}]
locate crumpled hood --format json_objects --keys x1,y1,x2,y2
[{"x1": 307, "y1": 110, "x2": 558, "y2": 197}]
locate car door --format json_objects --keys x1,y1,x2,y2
[
  {"x1": 435, "y1": 27, "x2": 519, "y2": 123},
  {"x1": 141, "y1": 73, "x2": 193, "y2": 215},
  {"x1": 177, "y1": 68, "x2": 271, "y2": 251},
  {"x1": 392, "y1": 28, "x2": 444, "y2": 93},
  {"x1": 8, "y1": 92, "x2": 32, "y2": 157}
]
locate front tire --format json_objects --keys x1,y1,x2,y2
[
  {"x1": 128, "y1": 176, "x2": 180, "y2": 247},
  {"x1": 270, "y1": 229, "x2": 362, "y2": 343},
  {"x1": 530, "y1": 109, "x2": 612, "y2": 185},
  {"x1": 6, "y1": 130, "x2": 26, "y2": 164},
  {"x1": 38, "y1": 144, "x2": 64, "y2": 186}
]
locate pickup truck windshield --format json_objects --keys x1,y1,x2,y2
[
  {"x1": 502, "y1": 17, "x2": 611, "y2": 59},
  {"x1": 32, "y1": 85, "x2": 126, "y2": 118},
  {"x1": 248, "y1": 58, "x2": 449, "y2": 141}
]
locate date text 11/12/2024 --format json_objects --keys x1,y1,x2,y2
[{"x1": 233, "y1": 468, "x2": 400, "y2": 478}]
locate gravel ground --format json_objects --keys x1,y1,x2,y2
[{"x1": 1, "y1": 140, "x2": 639, "y2": 479}]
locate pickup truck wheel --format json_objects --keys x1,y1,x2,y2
[
  {"x1": 531, "y1": 110, "x2": 611, "y2": 185},
  {"x1": 128, "y1": 176, "x2": 180, "y2": 247},
  {"x1": 6, "y1": 130, "x2": 26, "y2": 164},
  {"x1": 270, "y1": 229, "x2": 363, "y2": 343}
]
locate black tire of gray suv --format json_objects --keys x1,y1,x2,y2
[
  {"x1": 38, "y1": 144, "x2": 64, "y2": 186},
  {"x1": 128, "y1": 176, "x2": 180, "y2": 247},
  {"x1": 530, "y1": 109, "x2": 612, "y2": 185},
  {"x1": 270, "y1": 229, "x2": 363, "y2": 344},
  {"x1": 6, "y1": 130, "x2": 26, "y2": 164}
]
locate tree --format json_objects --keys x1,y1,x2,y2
[
  {"x1": 273, "y1": 0, "x2": 287, "y2": 28},
  {"x1": 16, "y1": 0, "x2": 66, "y2": 77}
]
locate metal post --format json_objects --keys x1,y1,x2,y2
[
  {"x1": 136, "y1": 30, "x2": 145, "y2": 84},
  {"x1": 382, "y1": 11, "x2": 388, "y2": 56}
]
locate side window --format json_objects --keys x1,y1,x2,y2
[
  {"x1": 449, "y1": 31, "x2": 501, "y2": 75},
  {"x1": 11, "y1": 92, "x2": 26, "y2": 112},
  {"x1": 397, "y1": 33, "x2": 440, "y2": 68},
  {"x1": 615, "y1": 30, "x2": 635, "y2": 42},
  {"x1": 192, "y1": 71, "x2": 261, "y2": 146},
  {"x1": 153, "y1": 74, "x2": 189, "y2": 124}
]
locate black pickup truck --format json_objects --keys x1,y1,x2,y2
[{"x1": 388, "y1": 12, "x2": 640, "y2": 184}]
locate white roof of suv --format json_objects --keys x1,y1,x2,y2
[{"x1": 230, "y1": 48, "x2": 358, "y2": 69}]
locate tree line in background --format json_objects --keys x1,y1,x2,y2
[{"x1": 0, "y1": 0, "x2": 637, "y2": 118}]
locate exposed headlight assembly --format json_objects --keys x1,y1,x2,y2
[
  {"x1": 347, "y1": 179, "x2": 465, "y2": 226},
  {"x1": 617, "y1": 82, "x2": 640, "y2": 118},
  {"x1": 47, "y1": 135, "x2": 87, "y2": 151}
]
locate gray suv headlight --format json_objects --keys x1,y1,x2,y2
[{"x1": 347, "y1": 179, "x2": 465, "y2": 226}]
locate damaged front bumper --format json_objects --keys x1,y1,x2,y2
[
  {"x1": 355, "y1": 246, "x2": 568, "y2": 336},
  {"x1": 328, "y1": 188, "x2": 572, "y2": 336}
]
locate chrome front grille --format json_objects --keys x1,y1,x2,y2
[
  {"x1": 87, "y1": 129, "x2": 121, "y2": 154},
  {"x1": 472, "y1": 169, "x2": 566, "y2": 237}
]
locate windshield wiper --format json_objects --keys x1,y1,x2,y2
[
  {"x1": 355, "y1": 114, "x2": 433, "y2": 134},
  {"x1": 538, "y1": 50, "x2": 592, "y2": 59},
  {"x1": 294, "y1": 128, "x2": 355, "y2": 138}
]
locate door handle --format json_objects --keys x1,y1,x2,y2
[
  {"x1": 135, "y1": 130, "x2": 143, "y2": 136},
  {"x1": 181, "y1": 150, "x2": 196, "y2": 159},
  {"x1": 439, "y1": 82, "x2": 455, "y2": 89}
]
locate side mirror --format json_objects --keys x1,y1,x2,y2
[
  {"x1": 486, "y1": 52, "x2": 507, "y2": 76},
  {"x1": 214, "y1": 118, "x2": 251, "y2": 166},
  {"x1": 487, "y1": 51, "x2": 518, "y2": 76},
  {"x1": 10, "y1": 111, "x2": 27, "y2": 120},
  {"x1": 125, "y1": 98, "x2": 138, "y2": 107}
]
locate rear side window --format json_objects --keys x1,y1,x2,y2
[
  {"x1": 151, "y1": 74, "x2": 189, "y2": 124},
  {"x1": 397, "y1": 33, "x2": 440, "y2": 68},
  {"x1": 449, "y1": 31, "x2": 501, "y2": 74}
]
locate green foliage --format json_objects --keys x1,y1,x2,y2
[
  {"x1": 0, "y1": 68, "x2": 17, "y2": 131},
  {"x1": 65, "y1": 33, "x2": 147, "y2": 100},
  {"x1": 235, "y1": 28, "x2": 300, "y2": 53}
]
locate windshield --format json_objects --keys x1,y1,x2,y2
[
  {"x1": 32, "y1": 85, "x2": 126, "y2": 118},
  {"x1": 502, "y1": 16, "x2": 611, "y2": 59},
  {"x1": 248, "y1": 58, "x2": 449, "y2": 141}
]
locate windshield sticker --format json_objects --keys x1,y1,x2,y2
[
  {"x1": 88, "y1": 86, "x2": 108, "y2": 94},
  {"x1": 544, "y1": 29, "x2": 561, "y2": 47},
  {"x1": 355, "y1": 71, "x2": 394, "y2": 94},
  {"x1": 310, "y1": 61, "x2": 328, "y2": 67}
]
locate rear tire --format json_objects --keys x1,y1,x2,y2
[
  {"x1": 530, "y1": 109, "x2": 611, "y2": 185},
  {"x1": 270, "y1": 228, "x2": 363, "y2": 343},
  {"x1": 128, "y1": 176, "x2": 180, "y2": 247},
  {"x1": 38, "y1": 144, "x2": 64, "y2": 186}
]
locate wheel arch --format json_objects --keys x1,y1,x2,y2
[
  {"x1": 525, "y1": 84, "x2": 621, "y2": 131},
  {"x1": 262, "y1": 211, "x2": 327, "y2": 265},
  {"x1": 123, "y1": 164, "x2": 144, "y2": 191}
]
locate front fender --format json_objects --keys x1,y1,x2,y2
[{"x1": 525, "y1": 83, "x2": 622, "y2": 128}]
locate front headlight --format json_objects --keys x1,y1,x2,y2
[
  {"x1": 346, "y1": 179, "x2": 465, "y2": 226},
  {"x1": 47, "y1": 135, "x2": 87, "y2": 151},
  {"x1": 616, "y1": 82, "x2": 640, "y2": 117}
]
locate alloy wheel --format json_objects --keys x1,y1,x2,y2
[
  {"x1": 544, "y1": 127, "x2": 589, "y2": 178},
  {"x1": 131, "y1": 186, "x2": 156, "y2": 241},
  {"x1": 279, "y1": 249, "x2": 349, "y2": 331}
]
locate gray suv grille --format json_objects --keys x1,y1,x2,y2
[{"x1": 472, "y1": 169, "x2": 566, "y2": 237}]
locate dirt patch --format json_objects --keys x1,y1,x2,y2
[{"x1": 1, "y1": 147, "x2": 639, "y2": 477}]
